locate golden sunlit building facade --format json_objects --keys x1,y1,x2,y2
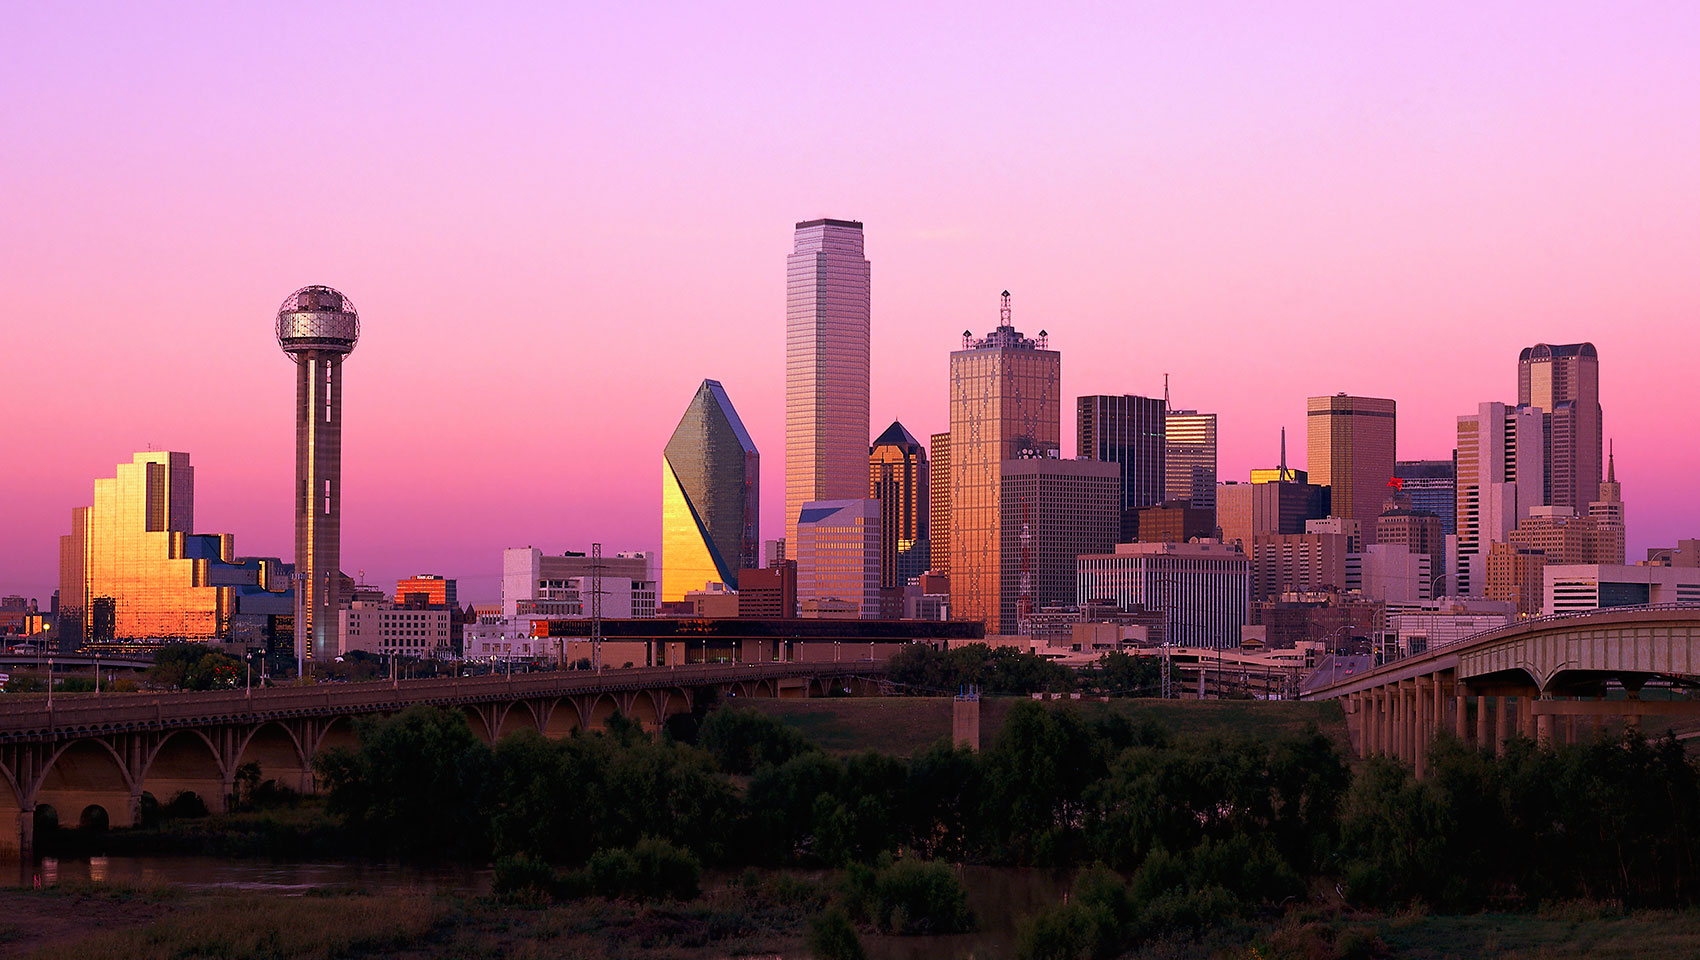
[
  {"x1": 58, "y1": 452, "x2": 292, "y2": 649},
  {"x1": 869, "y1": 421, "x2": 929, "y2": 591},
  {"x1": 662, "y1": 380, "x2": 759, "y2": 602}
]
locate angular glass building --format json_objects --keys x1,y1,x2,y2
[
  {"x1": 868, "y1": 420, "x2": 930, "y2": 591},
  {"x1": 663, "y1": 380, "x2": 759, "y2": 601}
]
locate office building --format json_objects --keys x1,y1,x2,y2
[
  {"x1": 1165, "y1": 409, "x2": 1218, "y2": 513},
  {"x1": 59, "y1": 452, "x2": 293, "y2": 649},
  {"x1": 1544, "y1": 564, "x2": 1700, "y2": 616},
  {"x1": 1306, "y1": 517, "x2": 1363, "y2": 553},
  {"x1": 1217, "y1": 479, "x2": 1329, "y2": 550},
  {"x1": 663, "y1": 379, "x2": 759, "y2": 600},
  {"x1": 786, "y1": 218, "x2": 871, "y2": 549},
  {"x1": 1000, "y1": 458, "x2": 1120, "y2": 633},
  {"x1": 1386, "y1": 598, "x2": 1514, "y2": 654},
  {"x1": 395, "y1": 574, "x2": 461, "y2": 653},
  {"x1": 502, "y1": 547, "x2": 656, "y2": 619},
  {"x1": 1484, "y1": 543, "x2": 1547, "y2": 616},
  {"x1": 1518, "y1": 342, "x2": 1603, "y2": 510},
  {"x1": 1077, "y1": 541, "x2": 1250, "y2": 649},
  {"x1": 1350, "y1": 543, "x2": 1433, "y2": 603},
  {"x1": 1588, "y1": 447, "x2": 1626, "y2": 565},
  {"x1": 1455, "y1": 402, "x2": 1544, "y2": 596},
  {"x1": 738, "y1": 562, "x2": 797, "y2": 619},
  {"x1": 1506, "y1": 508, "x2": 1615, "y2": 566},
  {"x1": 277, "y1": 285, "x2": 360, "y2": 664},
  {"x1": 1134, "y1": 500, "x2": 1216, "y2": 543},
  {"x1": 929, "y1": 431, "x2": 951, "y2": 575},
  {"x1": 340, "y1": 602, "x2": 452, "y2": 658},
  {"x1": 1306, "y1": 394, "x2": 1396, "y2": 544},
  {"x1": 1250, "y1": 533, "x2": 1351, "y2": 601},
  {"x1": 763, "y1": 539, "x2": 786, "y2": 567},
  {"x1": 1646, "y1": 541, "x2": 1700, "y2": 567},
  {"x1": 795, "y1": 499, "x2": 882, "y2": 619},
  {"x1": 869, "y1": 421, "x2": 930, "y2": 590},
  {"x1": 949, "y1": 293, "x2": 1061, "y2": 628},
  {"x1": 1078, "y1": 394, "x2": 1166, "y2": 537},
  {"x1": 1375, "y1": 498, "x2": 1446, "y2": 595},
  {"x1": 1395, "y1": 459, "x2": 1457, "y2": 535}
]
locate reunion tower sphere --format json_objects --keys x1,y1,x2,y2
[{"x1": 276, "y1": 285, "x2": 360, "y2": 356}]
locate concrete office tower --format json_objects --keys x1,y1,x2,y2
[
  {"x1": 949, "y1": 293, "x2": 1061, "y2": 629},
  {"x1": 1076, "y1": 541, "x2": 1251, "y2": 649},
  {"x1": 1519, "y1": 342, "x2": 1602, "y2": 509},
  {"x1": 1454, "y1": 402, "x2": 1544, "y2": 597},
  {"x1": 277, "y1": 286, "x2": 360, "y2": 664},
  {"x1": 1250, "y1": 532, "x2": 1351, "y2": 600},
  {"x1": 1078, "y1": 394, "x2": 1166, "y2": 539},
  {"x1": 663, "y1": 379, "x2": 760, "y2": 601},
  {"x1": 1376, "y1": 498, "x2": 1446, "y2": 594},
  {"x1": 795, "y1": 499, "x2": 882, "y2": 619},
  {"x1": 869, "y1": 421, "x2": 930, "y2": 591},
  {"x1": 1165, "y1": 410, "x2": 1218, "y2": 514},
  {"x1": 1588, "y1": 446, "x2": 1626, "y2": 565},
  {"x1": 59, "y1": 452, "x2": 292, "y2": 648},
  {"x1": 999, "y1": 458, "x2": 1121, "y2": 633},
  {"x1": 1306, "y1": 394, "x2": 1396, "y2": 545},
  {"x1": 1216, "y1": 478, "x2": 1329, "y2": 550},
  {"x1": 929, "y1": 431, "x2": 951, "y2": 575},
  {"x1": 786, "y1": 218, "x2": 871, "y2": 551},
  {"x1": 1395, "y1": 459, "x2": 1457, "y2": 535}
]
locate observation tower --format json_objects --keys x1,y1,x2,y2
[{"x1": 276, "y1": 286, "x2": 360, "y2": 667}]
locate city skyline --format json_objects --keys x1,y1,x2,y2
[{"x1": 7, "y1": 4, "x2": 1700, "y2": 604}]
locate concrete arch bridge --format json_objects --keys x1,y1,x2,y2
[
  {"x1": 0, "y1": 661, "x2": 886, "y2": 861},
  {"x1": 1303, "y1": 605, "x2": 1700, "y2": 776}
]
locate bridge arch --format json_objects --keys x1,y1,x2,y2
[
  {"x1": 37, "y1": 739, "x2": 135, "y2": 829},
  {"x1": 543, "y1": 698, "x2": 583, "y2": 738},
  {"x1": 658, "y1": 688, "x2": 692, "y2": 720},
  {"x1": 587, "y1": 693, "x2": 620, "y2": 730},
  {"x1": 495, "y1": 702, "x2": 541, "y2": 740},
  {"x1": 235, "y1": 722, "x2": 310, "y2": 795},
  {"x1": 460, "y1": 705, "x2": 496, "y2": 743},
  {"x1": 143, "y1": 730, "x2": 228, "y2": 815},
  {"x1": 624, "y1": 692, "x2": 661, "y2": 731},
  {"x1": 311, "y1": 716, "x2": 361, "y2": 758}
]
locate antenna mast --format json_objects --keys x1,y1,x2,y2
[
  {"x1": 1279, "y1": 428, "x2": 1289, "y2": 481},
  {"x1": 591, "y1": 542, "x2": 604, "y2": 673}
]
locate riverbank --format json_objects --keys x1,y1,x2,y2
[{"x1": 8, "y1": 882, "x2": 1700, "y2": 959}]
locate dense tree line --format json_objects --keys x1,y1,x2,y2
[
  {"x1": 884, "y1": 643, "x2": 1166, "y2": 696},
  {"x1": 314, "y1": 700, "x2": 1700, "y2": 955}
]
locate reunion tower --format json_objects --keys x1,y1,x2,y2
[{"x1": 276, "y1": 286, "x2": 360, "y2": 667}]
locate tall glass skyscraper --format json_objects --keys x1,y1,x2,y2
[
  {"x1": 1165, "y1": 409, "x2": 1218, "y2": 514},
  {"x1": 868, "y1": 421, "x2": 930, "y2": 591},
  {"x1": 785, "y1": 218, "x2": 870, "y2": 551},
  {"x1": 1518, "y1": 342, "x2": 1602, "y2": 510},
  {"x1": 949, "y1": 293, "x2": 1061, "y2": 630},
  {"x1": 1078, "y1": 394, "x2": 1166, "y2": 534},
  {"x1": 1306, "y1": 394, "x2": 1397, "y2": 545},
  {"x1": 663, "y1": 379, "x2": 759, "y2": 601}
]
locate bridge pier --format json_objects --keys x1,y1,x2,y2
[{"x1": 1476, "y1": 695, "x2": 1488, "y2": 748}]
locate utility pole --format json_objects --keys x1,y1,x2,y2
[{"x1": 591, "y1": 542, "x2": 604, "y2": 673}]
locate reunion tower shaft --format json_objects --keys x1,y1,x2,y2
[{"x1": 276, "y1": 286, "x2": 360, "y2": 665}]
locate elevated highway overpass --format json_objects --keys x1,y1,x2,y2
[{"x1": 1302, "y1": 604, "x2": 1700, "y2": 776}]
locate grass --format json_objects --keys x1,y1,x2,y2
[
  {"x1": 1368, "y1": 905, "x2": 1700, "y2": 960},
  {"x1": 741, "y1": 695, "x2": 1351, "y2": 757}
]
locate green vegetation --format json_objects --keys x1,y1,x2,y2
[
  {"x1": 885, "y1": 643, "x2": 1168, "y2": 696},
  {"x1": 843, "y1": 854, "x2": 974, "y2": 934},
  {"x1": 145, "y1": 644, "x2": 245, "y2": 690}
]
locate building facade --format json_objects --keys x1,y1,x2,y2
[
  {"x1": 1250, "y1": 533, "x2": 1351, "y2": 601},
  {"x1": 1395, "y1": 459, "x2": 1457, "y2": 535},
  {"x1": 1077, "y1": 541, "x2": 1251, "y2": 649},
  {"x1": 1588, "y1": 448, "x2": 1626, "y2": 565},
  {"x1": 999, "y1": 458, "x2": 1121, "y2": 634},
  {"x1": 1164, "y1": 409, "x2": 1218, "y2": 514},
  {"x1": 795, "y1": 499, "x2": 882, "y2": 619},
  {"x1": 869, "y1": 421, "x2": 930, "y2": 590},
  {"x1": 59, "y1": 452, "x2": 293, "y2": 650},
  {"x1": 1455, "y1": 402, "x2": 1544, "y2": 597},
  {"x1": 663, "y1": 379, "x2": 759, "y2": 600},
  {"x1": 1077, "y1": 394, "x2": 1166, "y2": 535},
  {"x1": 1306, "y1": 394, "x2": 1396, "y2": 545},
  {"x1": 1518, "y1": 342, "x2": 1602, "y2": 510},
  {"x1": 1544, "y1": 564, "x2": 1700, "y2": 615},
  {"x1": 502, "y1": 548, "x2": 656, "y2": 619},
  {"x1": 738, "y1": 562, "x2": 797, "y2": 619},
  {"x1": 948, "y1": 293, "x2": 1061, "y2": 629},
  {"x1": 1216, "y1": 479, "x2": 1329, "y2": 551},
  {"x1": 340, "y1": 602, "x2": 452, "y2": 658},
  {"x1": 786, "y1": 218, "x2": 872, "y2": 550}
]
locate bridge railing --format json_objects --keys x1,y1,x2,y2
[{"x1": 0, "y1": 661, "x2": 886, "y2": 737}]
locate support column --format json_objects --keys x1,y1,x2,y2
[
  {"x1": 1536, "y1": 703, "x2": 1554, "y2": 747},
  {"x1": 1455, "y1": 690, "x2": 1469, "y2": 743},
  {"x1": 1519, "y1": 695, "x2": 1534, "y2": 742},
  {"x1": 1378, "y1": 688, "x2": 1390, "y2": 756},
  {"x1": 1495, "y1": 695, "x2": 1509, "y2": 756},
  {"x1": 1475, "y1": 695, "x2": 1488, "y2": 750},
  {"x1": 1413, "y1": 677, "x2": 1429, "y2": 778}
]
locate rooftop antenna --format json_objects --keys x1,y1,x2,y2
[
  {"x1": 1163, "y1": 373, "x2": 1170, "y2": 409},
  {"x1": 1279, "y1": 428, "x2": 1290, "y2": 481}
]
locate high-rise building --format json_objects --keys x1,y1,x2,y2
[
  {"x1": 949, "y1": 293, "x2": 1062, "y2": 629},
  {"x1": 1165, "y1": 409, "x2": 1218, "y2": 514},
  {"x1": 277, "y1": 285, "x2": 360, "y2": 665},
  {"x1": 1518, "y1": 342, "x2": 1602, "y2": 509},
  {"x1": 58, "y1": 452, "x2": 293, "y2": 649},
  {"x1": 929, "y1": 431, "x2": 951, "y2": 575},
  {"x1": 662, "y1": 379, "x2": 759, "y2": 601},
  {"x1": 1306, "y1": 394, "x2": 1396, "y2": 545},
  {"x1": 738, "y1": 562, "x2": 797, "y2": 619},
  {"x1": 1395, "y1": 459, "x2": 1457, "y2": 535},
  {"x1": 1376, "y1": 497, "x2": 1446, "y2": 595},
  {"x1": 1078, "y1": 394, "x2": 1166, "y2": 538},
  {"x1": 1077, "y1": 541, "x2": 1251, "y2": 649},
  {"x1": 1454, "y1": 402, "x2": 1544, "y2": 597},
  {"x1": 1216, "y1": 479, "x2": 1329, "y2": 550},
  {"x1": 795, "y1": 499, "x2": 882, "y2": 619},
  {"x1": 1249, "y1": 532, "x2": 1351, "y2": 600},
  {"x1": 786, "y1": 218, "x2": 871, "y2": 550},
  {"x1": 869, "y1": 421, "x2": 930, "y2": 590},
  {"x1": 395, "y1": 574, "x2": 457, "y2": 609},
  {"x1": 999, "y1": 458, "x2": 1121, "y2": 633},
  {"x1": 1588, "y1": 445, "x2": 1626, "y2": 565}
]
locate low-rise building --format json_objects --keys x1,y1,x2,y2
[
  {"x1": 1077, "y1": 541, "x2": 1250, "y2": 649},
  {"x1": 340, "y1": 602, "x2": 453, "y2": 658},
  {"x1": 1544, "y1": 564, "x2": 1700, "y2": 615}
]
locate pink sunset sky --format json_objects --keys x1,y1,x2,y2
[{"x1": 4, "y1": 3, "x2": 1698, "y2": 605}]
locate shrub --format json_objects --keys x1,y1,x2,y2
[
  {"x1": 699, "y1": 707, "x2": 818, "y2": 775},
  {"x1": 582, "y1": 837, "x2": 702, "y2": 901},
  {"x1": 806, "y1": 906, "x2": 867, "y2": 960},
  {"x1": 844, "y1": 856, "x2": 973, "y2": 935},
  {"x1": 493, "y1": 854, "x2": 556, "y2": 906}
]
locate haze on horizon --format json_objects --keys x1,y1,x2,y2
[{"x1": 5, "y1": 2, "x2": 1698, "y2": 604}]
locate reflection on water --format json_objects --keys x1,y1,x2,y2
[
  {"x1": 29, "y1": 854, "x2": 491, "y2": 896},
  {"x1": 864, "y1": 865, "x2": 1071, "y2": 960}
]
